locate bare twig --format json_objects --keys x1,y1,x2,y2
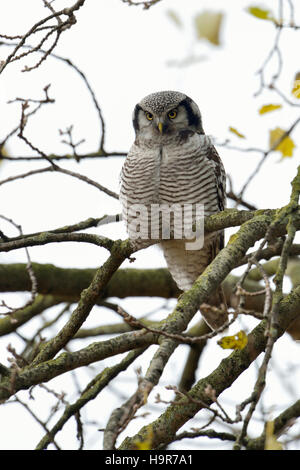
[
  {"x1": 121, "y1": 0, "x2": 162, "y2": 9},
  {"x1": 4, "y1": 214, "x2": 122, "y2": 243},
  {"x1": 0, "y1": 215, "x2": 38, "y2": 315},
  {"x1": 0, "y1": 231, "x2": 114, "y2": 254},
  {"x1": 238, "y1": 116, "x2": 300, "y2": 199},
  {"x1": 14, "y1": 396, "x2": 61, "y2": 449},
  {"x1": 0, "y1": 42, "x2": 110, "y2": 151},
  {"x1": 36, "y1": 348, "x2": 146, "y2": 450},
  {"x1": 0, "y1": 164, "x2": 119, "y2": 199},
  {"x1": 59, "y1": 125, "x2": 85, "y2": 162},
  {"x1": 234, "y1": 166, "x2": 300, "y2": 449},
  {"x1": 165, "y1": 428, "x2": 236, "y2": 447},
  {"x1": 116, "y1": 305, "x2": 235, "y2": 345},
  {"x1": 0, "y1": 0, "x2": 87, "y2": 74}
]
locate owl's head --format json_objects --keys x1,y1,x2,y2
[{"x1": 132, "y1": 90, "x2": 204, "y2": 140}]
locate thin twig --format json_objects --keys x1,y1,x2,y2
[
  {"x1": 0, "y1": 0, "x2": 87, "y2": 74},
  {"x1": 0, "y1": 215, "x2": 38, "y2": 315}
]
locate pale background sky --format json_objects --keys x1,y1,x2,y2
[{"x1": 0, "y1": 0, "x2": 300, "y2": 450}]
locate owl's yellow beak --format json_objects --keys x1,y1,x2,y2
[{"x1": 157, "y1": 121, "x2": 163, "y2": 134}]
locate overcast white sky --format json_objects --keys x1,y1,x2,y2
[{"x1": 0, "y1": 0, "x2": 300, "y2": 450}]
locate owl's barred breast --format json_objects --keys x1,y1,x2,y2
[
  {"x1": 120, "y1": 133, "x2": 224, "y2": 292},
  {"x1": 120, "y1": 133, "x2": 219, "y2": 214}
]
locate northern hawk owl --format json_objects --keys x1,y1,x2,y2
[{"x1": 120, "y1": 91, "x2": 226, "y2": 328}]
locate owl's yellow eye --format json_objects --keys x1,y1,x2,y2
[
  {"x1": 145, "y1": 112, "x2": 153, "y2": 121},
  {"x1": 168, "y1": 110, "x2": 177, "y2": 119}
]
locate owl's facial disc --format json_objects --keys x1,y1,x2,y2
[{"x1": 132, "y1": 92, "x2": 204, "y2": 138}]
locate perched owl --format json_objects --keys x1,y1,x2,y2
[{"x1": 120, "y1": 91, "x2": 226, "y2": 329}]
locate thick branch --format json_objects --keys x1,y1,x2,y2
[
  {"x1": 0, "y1": 206, "x2": 299, "y2": 403},
  {"x1": 0, "y1": 330, "x2": 155, "y2": 401},
  {"x1": 119, "y1": 286, "x2": 300, "y2": 449},
  {"x1": 245, "y1": 399, "x2": 300, "y2": 450},
  {"x1": 0, "y1": 295, "x2": 60, "y2": 336},
  {"x1": 0, "y1": 264, "x2": 179, "y2": 301},
  {"x1": 0, "y1": 263, "x2": 298, "y2": 337},
  {"x1": 0, "y1": 232, "x2": 114, "y2": 253}
]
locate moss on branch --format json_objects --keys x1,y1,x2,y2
[
  {"x1": 0, "y1": 295, "x2": 60, "y2": 336},
  {"x1": 0, "y1": 263, "x2": 180, "y2": 300}
]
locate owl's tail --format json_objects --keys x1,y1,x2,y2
[
  {"x1": 198, "y1": 234, "x2": 228, "y2": 330},
  {"x1": 161, "y1": 233, "x2": 228, "y2": 330}
]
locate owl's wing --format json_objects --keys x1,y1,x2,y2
[
  {"x1": 204, "y1": 143, "x2": 226, "y2": 250},
  {"x1": 204, "y1": 143, "x2": 226, "y2": 210},
  {"x1": 161, "y1": 139, "x2": 226, "y2": 283},
  {"x1": 199, "y1": 141, "x2": 228, "y2": 328},
  {"x1": 161, "y1": 139, "x2": 227, "y2": 329}
]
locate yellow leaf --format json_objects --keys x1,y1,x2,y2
[
  {"x1": 269, "y1": 127, "x2": 296, "y2": 158},
  {"x1": 258, "y1": 104, "x2": 282, "y2": 115},
  {"x1": 292, "y1": 72, "x2": 300, "y2": 99},
  {"x1": 246, "y1": 6, "x2": 275, "y2": 21},
  {"x1": 195, "y1": 11, "x2": 223, "y2": 46},
  {"x1": 166, "y1": 10, "x2": 182, "y2": 28},
  {"x1": 134, "y1": 427, "x2": 153, "y2": 450},
  {"x1": 0, "y1": 145, "x2": 10, "y2": 157},
  {"x1": 265, "y1": 421, "x2": 283, "y2": 450},
  {"x1": 218, "y1": 330, "x2": 248, "y2": 350},
  {"x1": 0, "y1": 145, "x2": 9, "y2": 168},
  {"x1": 229, "y1": 126, "x2": 246, "y2": 139}
]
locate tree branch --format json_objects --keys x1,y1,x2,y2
[
  {"x1": 36, "y1": 347, "x2": 147, "y2": 450},
  {"x1": 119, "y1": 285, "x2": 300, "y2": 449}
]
